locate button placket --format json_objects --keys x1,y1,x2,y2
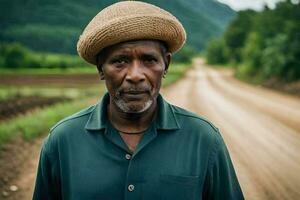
[{"x1": 124, "y1": 153, "x2": 144, "y2": 200}]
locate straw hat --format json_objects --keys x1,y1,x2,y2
[{"x1": 77, "y1": 1, "x2": 186, "y2": 65}]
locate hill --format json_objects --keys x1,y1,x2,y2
[{"x1": 0, "y1": 0, "x2": 235, "y2": 54}]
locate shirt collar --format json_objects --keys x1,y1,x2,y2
[
  {"x1": 156, "y1": 94, "x2": 180, "y2": 130},
  {"x1": 85, "y1": 92, "x2": 180, "y2": 131},
  {"x1": 85, "y1": 93, "x2": 109, "y2": 131}
]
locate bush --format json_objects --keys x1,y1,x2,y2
[
  {"x1": 205, "y1": 38, "x2": 228, "y2": 64},
  {"x1": 241, "y1": 32, "x2": 263, "y2": 72},
  {"x1": 0, "y1": 42, "x2": 89, "y2": 69},
  {"x1": 0, "y1": 43, "x2": 32, "y2": 68},
  {"x1": 172, "y1": 45, "x2": 198, "y2": 64}
]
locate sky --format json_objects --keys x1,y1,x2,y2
[{"x1": 217, "y1": 0, "x2": 285, "y2": 11}]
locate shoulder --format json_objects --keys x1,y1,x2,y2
[
  {"x1": 43, "y1": 104, "x2": 96, "y2": 153},
  {"x1": 170, "y1": 104, "x2": 223, "y2": 147},
  {"x1": 172, "y1": 104, "x2": 219, "y2": 132},
  {"x1": 50, "y1": 104, "x2": 96, "y2": 133}
]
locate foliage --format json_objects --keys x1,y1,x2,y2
[
  {"x1": 241, "y1": 32, "x2": 264, "y2": 73},
  {"x1": 0, "y1": 0, "x2": 235, "y2": 54},
  {"x1": 0, "y1": 43, "x2": 90, "y2": 68},
  {"x1": 3, "y1": 24, "x2": 81, "y2": 54},
  {"x1": 223, "y1": 10, "x2": 255, "y2": 63},
  {"x1": 172, "y1": 45, "x2": 198, "y2": 64},
  {"x1": 205, "y1": 0, "x2": 300, "y2": 82},
  {"x1": 0, "y1": 43, "x2": 31, "y2": 68},
  {"x1": 205, "y1": 38, "x2": 228, "y2": 64}
]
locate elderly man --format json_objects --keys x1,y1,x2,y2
[{"x1": 33, "y1": 1, "x2": 244, "y2": 200}]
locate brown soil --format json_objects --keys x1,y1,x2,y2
[
  {"x1": 263, "y1": 78, "x2": 300, "y2": 97},
  {"x1": 0, "y1": 96, "x2": 70, "y2": 121},
  {"x1": 0, "y1": 136, "x2": 43, "y2": 200}
]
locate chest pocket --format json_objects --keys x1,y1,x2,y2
[{"x1": 160, "y1": 175, "x2": 200, "y2": 200}]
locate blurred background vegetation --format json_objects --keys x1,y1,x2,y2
[
  {"x1": 0, "y1": 0, "x2": 235, "y2": 69},
  {"x1": 206, "y1": 1, "x2": 300, "y2": 84}
]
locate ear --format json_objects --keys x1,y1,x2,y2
[
  {"x1": 97, "y1": 64, "x2": 105, "y2": 80},
  {"x1": 163, "y1": 53, "x2": 172, "y2": 77}
]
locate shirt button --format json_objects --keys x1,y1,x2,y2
[
  {"x1": 128, "y1": 184, "x2": 135, "y2": 192},
  {"x1": 125, "y1": 154, "x2": 131, "y2": 160}
]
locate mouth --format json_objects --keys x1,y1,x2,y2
[
  {"x1": 121, "y1": 90, "x2": 149, "y2": 100},
  {"x1": 124, "y1": 91, "x2": 147, "y2": 94}
]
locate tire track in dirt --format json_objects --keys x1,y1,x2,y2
[
  {"x1": 205, "y1": 67, "x2": 300, "y2": 132},
  {"x1": 162, "y1": 59, "x2": 300, "y2": 200}
]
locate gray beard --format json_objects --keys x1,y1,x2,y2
[{"x1": 114, "y1": 98, "x2": 153, "y2": 114}]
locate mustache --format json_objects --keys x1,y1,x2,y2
[{"x1": 117, "y1": 84, "x2": 151, "y2": 93}]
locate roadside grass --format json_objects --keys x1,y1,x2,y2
[
  {"x1": 0, "y1": 62, "x2": 192, "y2": 147},
  {"x1": 163, "y1": 63, "x2": 193, "y2": 87}
]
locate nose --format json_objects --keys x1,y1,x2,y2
[{"x1": 125, "y1": 60, "x2": 146, "y2": 83}]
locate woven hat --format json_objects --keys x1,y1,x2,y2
[{"x1": 77, "y1": 1, "x2": 186, "y2": 65}]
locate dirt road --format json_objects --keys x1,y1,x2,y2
[
  {"x1": 163, "y1": 59, "x2": 300, "y2": 200},
  {"x1": 2, "y1": 59, "x2": 300, "y2": 199}
]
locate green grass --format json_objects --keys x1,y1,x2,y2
[
  {"x1": 0, "y1": 66, "x2": 97, "y2": 75},
  {"x1": 163, "y1": 63, "x2": 193, "y2": 87},
  {"x1": 0, "y1": 85, "x2": 102, "y2": 101}
]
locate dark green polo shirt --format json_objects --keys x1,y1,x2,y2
[{"x1": 33, "y1": 93, "x2": 244, "y2": 200}]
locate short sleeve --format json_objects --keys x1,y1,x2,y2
[
  {"x1": 32, "y1": 138, "x2": 61, "y2": 200},
  {"x1": 203, "y1": 131, "x2": 244, "y2": 200}
]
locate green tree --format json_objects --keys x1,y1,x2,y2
[
  {"x1": 205, "y1": 38, "x2": 228, "y2": 64},
  {"x1": 261, "y1": 34, "x2": 288, "y2": 79},
  {"x1": 0, "y1": 43, "x2": 31, "y2": 68},
  {"x1": 235, "y1": 32, "x2": 264, "y2": 79},
  {"x1": 172, "y1": 45, "x2": 198, "y2": 64},
  {"x1": 219, "y1": 1, "x2": 300, "y2": 82},
  {"x1": 223, "y1": 10, "x2": 255, "y2": 63}
]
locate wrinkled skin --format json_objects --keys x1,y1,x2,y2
[{"x1": 98, "y1": 40, "x2": 171, "y2": 114}]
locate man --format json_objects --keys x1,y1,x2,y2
[{"x1": 33, "y1": 1, "x2": 244, "y2": 200}]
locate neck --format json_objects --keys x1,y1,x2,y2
[{"x1": 108, "y1": 100, "x2": 157, "y2": 133}]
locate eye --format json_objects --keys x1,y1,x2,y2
[
  {"x1": 109, "y1": 56, "x2": 129, "y2": 68},
  {"x1": 112, "y1": 58, "x2": 127, "y2": 64},
  {"x1": 143, "y1": 56, "x2": 158, "y2": 64}
]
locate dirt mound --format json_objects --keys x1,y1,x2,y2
[{"x1": 0, "y1": 96, "x2": 70, "y2": 121}]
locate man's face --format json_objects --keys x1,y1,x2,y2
[{"x1": 99, "y1": 40, "x2": 170, "y2": 114}]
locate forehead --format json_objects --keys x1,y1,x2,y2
[{"x1": 104, "y1": 40, "x2": 163, "y2": 57}]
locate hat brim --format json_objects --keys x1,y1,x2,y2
[{"x1": 77, "y1": 14, "x2": 186, "y2": 65}]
